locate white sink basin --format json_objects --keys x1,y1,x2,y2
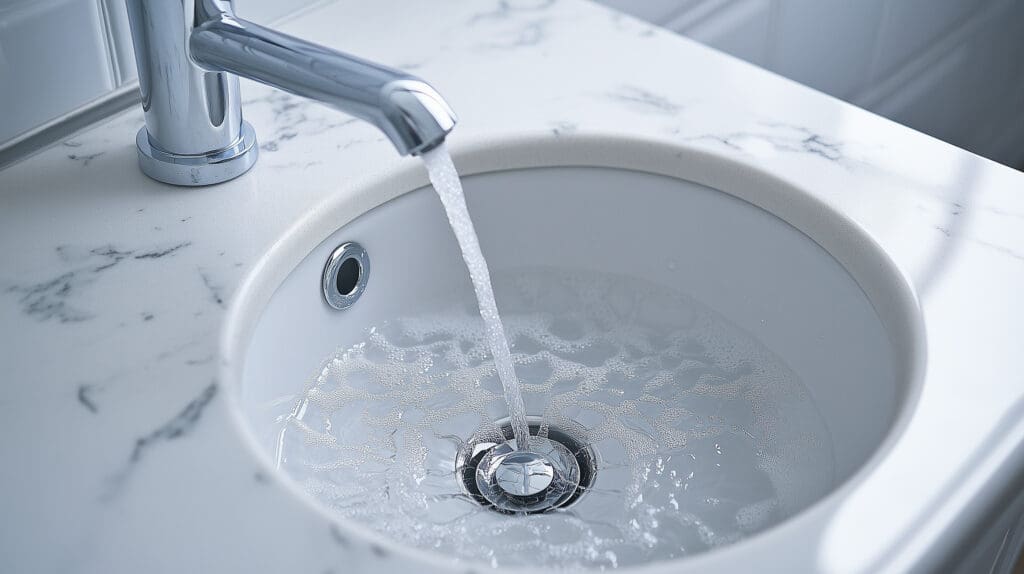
[{"x1": 226, "y1": 141, "x2": 921, "y2": 571}]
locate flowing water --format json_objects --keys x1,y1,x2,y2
[
  {"x1": 420, "y1": 144, "x2": 531, "y2": 451},
  {"x1": 276, "y1": 267, "x2": 835, "y2": 569}
]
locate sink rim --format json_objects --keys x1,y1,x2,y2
[{"x1": 218, "y1": 132, "x2": 926, "y2": 572}]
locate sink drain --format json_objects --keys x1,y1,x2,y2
[{"x1": 456, "y1": 417, "x2": 597, "y2": 514}]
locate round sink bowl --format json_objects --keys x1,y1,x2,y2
[{"x1": 227, "y1": 140, "x2": 920, "y2": 571}]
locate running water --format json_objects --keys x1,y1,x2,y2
[
  {"x1": 421, "y1": 143, "x2": 531, "y2": 451},
  {"x1": 278, "y1": 266, "x2": 836, "y2": 568}
]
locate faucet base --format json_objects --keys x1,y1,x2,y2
[{"x1": 135, "y1": 122, "x2": 259, "y2": 186}]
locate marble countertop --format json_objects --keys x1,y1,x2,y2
[{"x1": 3, "y1": 0, "x2": 1024, "y2": 572}]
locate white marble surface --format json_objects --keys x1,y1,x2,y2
[{"x1": 2, "y1": 0, "x2": 1024, "y2": 572}]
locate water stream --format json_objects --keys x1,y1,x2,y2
[{"x1": 421, "y1": 143, "x2": 531, "y2": 451}]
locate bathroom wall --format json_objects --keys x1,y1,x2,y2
[
  {"x1": 601, "y1": 0, "x2": 1024, "y2": 168},
  {"x1": 2, "y1": 0, "x2": 1022, "y2": 167},
  {"x1": 0, "y1": 0, "x2": 326, "y2": 146}
]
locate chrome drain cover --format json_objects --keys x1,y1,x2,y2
[{"x1": 456, "y1": 418, "x2": 596, "y2": 514}]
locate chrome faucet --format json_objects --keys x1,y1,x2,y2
[{"x1": 125, "y1": 0, "x2": 457, "y2": 186}]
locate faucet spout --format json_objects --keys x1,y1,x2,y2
[
  {"x1": 124, "y1": 0, "x2": 457, "y2": 186},
  {"x1": 190, "y1": 17, "x2": 456, "y2": 156}
]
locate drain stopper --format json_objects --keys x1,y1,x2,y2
[
  {"x1": 456, "y1": 419, "x2": 598, "y2": 514},
  {"x1": 493, "y1": 450, "x2": 555, "y2": 496},
  {"x1": 475, "y1": 436, "x2": 581, "y2": 513}
]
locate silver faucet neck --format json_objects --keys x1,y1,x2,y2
[{"x1": 125, "y1": 0, "x2": 457, "y2": 186}]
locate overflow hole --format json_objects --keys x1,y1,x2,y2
[
  {"x1": 322, "y1": 242, "x2": 370, "y2": 311},
  {"x1": 336, "y1": 257, "x2": 361, "y2": 296}
]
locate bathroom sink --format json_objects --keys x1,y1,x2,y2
[{"x1": 225, "y1": 139, "x2": 920, "y2": 571}]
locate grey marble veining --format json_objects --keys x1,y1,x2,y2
[
  {"x1": 678, "y1": 123, "x2": 847, "y2": 164},
  {"x1": 102, "y1": 381, "x2": 219, "y2": 500},
  {"x1": 607, "y1": 85, "x2": 685, "y2": 115},
  {"x1": 4, "y1": 240, "x2": 193, "y2": 323}
]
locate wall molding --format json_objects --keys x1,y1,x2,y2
[{"x1": 0, "y1": 82, "x2": 139, "y2": 170}]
